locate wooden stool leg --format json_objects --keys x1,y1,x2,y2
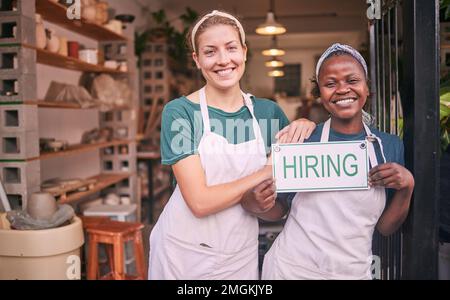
[
  {"x1": 113, "y1": 236, "x2": 125, "y2": 280},
  {"x1": 133, "y1": 230, "x2": 146, "y2": 279},
  {"x1": 106, "y1": 244, "x2": 114, "y2": 274},
  {"x1": 87, "y1": 235, "x2": 99, "y2": 280}
]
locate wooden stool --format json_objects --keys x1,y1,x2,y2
[{"x1": 86, "y1": 220, "x2": 146, "y2": 280}]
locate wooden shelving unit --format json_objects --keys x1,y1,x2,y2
[
  {"x1": 23, "y1": 44, "x2": 127, "y2": 74},
  {"x1": 0, "y1": 1, "x2": 139, "y2": 217},
  {"x1": 58, "y1": 172, "x2": 131, "y2": 204},
  {"x1": 36, "y1": 0, "x2": 127, "y2": 42},
  {"x1": 28, "y1": 139, "x2": 132, "y2": 161}
]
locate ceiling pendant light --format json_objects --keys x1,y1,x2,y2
[
  {"x1": 256, "y1": 0, "x2": 286, "y2": 35},
  {"x1": 265, "y1": 57, "x2": 285, "y2": 67},
  {"x1": 268, "y1": 69, "x2": 285, "y2": 77},
  {"x1": 262, "y1": 36, "x2": 285, "y2": 57}
]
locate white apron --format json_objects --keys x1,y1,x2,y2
[
  {"x1": 149, "y1": 87, "x2": 267, "y2": 280},
  {"x1": 262, "y1": 119, "x2": 387, "y2": 280}
]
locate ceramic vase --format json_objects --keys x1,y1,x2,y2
[
  {"x1": 46, "y1": 29, "x2": 60, "y2": 53},
  {"x1": 35, "y1": 14, "x2": 46, "y2": 49}
]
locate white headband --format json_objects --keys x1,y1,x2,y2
[
  {"x1": 315, "y1": 43, "x2": 368, "y2": 82},
  {"x1": 191, "y1": 10, "x2": 246, "y2": 53}
]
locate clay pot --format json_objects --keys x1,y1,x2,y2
[
  {"x1": 27, "y1": 193, "x2": 58, "y2": 221},
  {"x1": 82, "y1": 5, "x2": 97, "y2": 23},
  {"x1": 35, "y1": 14, "x2": 46, "y2": 49},
  {"x1": 45, "y1": 29, "x2": 60, "y2": 53},
  {"x1": 58, "y1": 36, "x2": 68, "y2": 56},
  {"x1": 95, "y1": 1, "x2": 109, "y2": 25}
]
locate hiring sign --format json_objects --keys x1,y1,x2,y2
[{"x1": 272, "y1": 141, "x2": 369, "y2": 193}]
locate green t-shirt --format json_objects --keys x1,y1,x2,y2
[{"x1": 161, "y1": 96, "x2": 290, "y2": 165}]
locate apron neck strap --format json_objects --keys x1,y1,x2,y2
[
  {"x1": 199, "y1": 86, "x2": 257, "y2": 132},
  {"x1": 320, "y1": 118, "x2": 386, "y2": 167}
]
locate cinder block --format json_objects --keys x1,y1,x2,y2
[
  {"x1": 0, "y1": 46, "x2": 36, "y2": 75},
  {"x1": 0, "y1": 160, "x2": 40, "y2": 209},
  {"x1": 116, "y1": 175, "x2": 138, "y2": 200},
  {"x1": 0, "y1": 0, "x2": 36, "y2": 18},
  {"x1": 0, "y1": 73, "x2": 37, "y2": 103},
  {"x1": 0, "y1": 130, "x2": 39, "y2": 159},
  {"x1": 0, "y1": 14, "x2": 35, "y2": 45},
  {"x1": 100, "y1": 154, "x2": 134, "y2": 173},
  {"x1": 101, "y1": 144, "x2": 136, "y2": 158},
  {"x1": 4, "y1": 185, "x2": 40, "y2": 210},
  {"x1": 0, "y1": 104, "x2": 38, "y2": 132},
  {"x1": 101, "y1": 42, "x2": 127, "y2": 61}
]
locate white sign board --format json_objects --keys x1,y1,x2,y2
[{"x1": 272, "y1": 141, "x2": 369, "y2": 193}]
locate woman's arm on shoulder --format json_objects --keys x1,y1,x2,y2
[{"x1": 173, "y1": 155, "x2": 272, "y2": 218}]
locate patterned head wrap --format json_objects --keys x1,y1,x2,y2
[
  {"x1": 191, "y1": 10, "x2": 246, "y2": 53},
  {"x1": 315, "y1": 43, "x2": 368, "y2": 82}
]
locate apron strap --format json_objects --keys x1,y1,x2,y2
[
  {"x1": 363, "y1": 123, "x2": 387, "y2": 168},
  {"x1": 199, "y1": 87, "x2": 266, "y2": 156},
  {"x1": 242, "y1": 92, "x2": 267, "y2": 157},
  {"x1": 320, "y1": 119, "x2": 331, "y2": 142},
  {"x1": 199, "y1": 87, "x2": 211, "y2": 133},
  {"x1": 321, "y1": 118, "x2": 386, "y2": 168}
]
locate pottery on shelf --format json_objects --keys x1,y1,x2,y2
[
  {"x1": 45, "y1": 29, "x2": 60, "y2": 53},
  {"x1": 35, "y1": 14, "x2": 47, "y2": 49},
  {"x1": 27, "y1": 192, "x2": 58, "y2": 221},
  {"x1": 58, "y1": 36, "x2": 68, "y2": 56},
  {"x1": 81, "y1": 0, "x2": 97, "y2": 23},
  {"x1": 95, "y1": 1, "x2": 109, "y2": 25}
]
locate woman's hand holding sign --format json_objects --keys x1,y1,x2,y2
[{"x1": 369, "y1": 163, "x2": 414, "y2": 191}]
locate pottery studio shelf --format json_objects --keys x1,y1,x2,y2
[
  {"x1": 36, "y1": 0, "x2": 127, "y2": 42},
  {"x1": 28, "y1": 139, "x2": 133, "y2": 161},
  {"x1": 23, "y1": 44, "x2": 127, "y2": 74},
  {"x1": 58, "y1": 172, "x2": 132, "y2": 204},
  {"x1": 24, "y1": 100, "x2": 130, "y2": 111}
]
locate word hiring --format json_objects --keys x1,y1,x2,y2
[{"x1": 282, "y1": 153, "x2": 359, "y2": 179}]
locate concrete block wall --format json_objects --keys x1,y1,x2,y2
[
  {"x1": 98, "y1": 23, "x2": 139, "y2": 215},
  {"x1": 0, "y1": 130, "x2": 39, "y2": 160},
  {"x1": 0, "y1": 1, "x2": 38, "y2": 211},
  {"x1": 0, "y1": 0, "x2": 35, "y2": 18},
  {"x1": 0, "y1": 46, "x2": 37, "y2": 76},
  {"x1": 0, "y1": 14, "x2": 36, "y2": 46},
  {"x1": 0, "y1": 160, "x2": 40, "y2": 209},
  {"x1": 0, "y1": 104, "x2": 38, "y2": 132},
  {"x1": 0, "y1": 73, "x2": 37, "y2": 103},
  {"x1": 101, "y1": 142, "x2": 137, "y2": 173},
  {"x1": 101, "y1": 41, "x2": 128, "y2": 62}
]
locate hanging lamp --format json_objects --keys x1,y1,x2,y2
[
  {"x1": 268, "y1": 69, "x2": 285, "y2": 77},
  {"x1": 262, "y1": 36, "x2": 285, "y2": 56},
  {"x1": 256, "y1": 0, "x2": 286, "y2": 35},
  {"x1": 265, "y1": 57, "x2": 285, "y2": 67}
]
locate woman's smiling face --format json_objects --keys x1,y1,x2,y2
[
  {"x1": 193, "y1": 24, "x2": 247, "y2": 91},
  {"x1": 318, "y1": 54, "x2": 369, "y2": 122}
]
